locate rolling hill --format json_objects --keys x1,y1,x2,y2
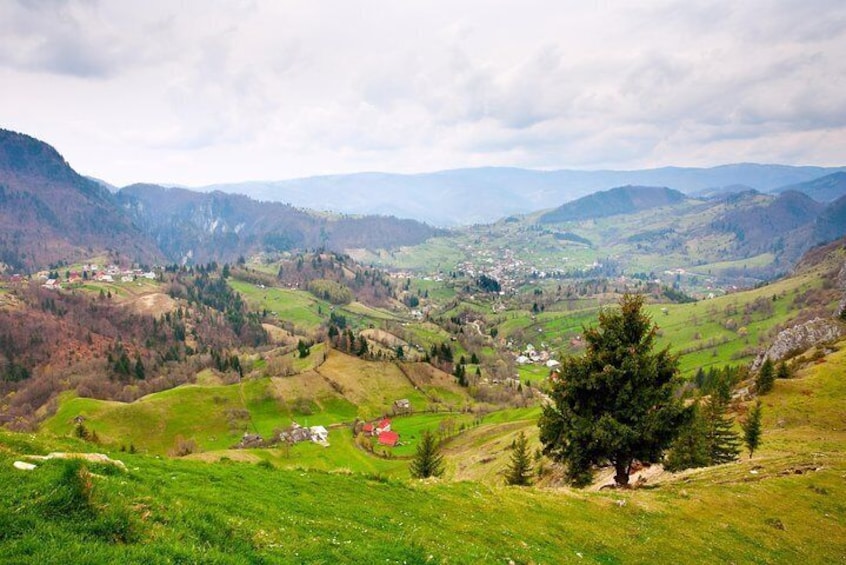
[
  {"x1": 116, "y1": 184, "x2": 445, "y2": 264},
  {"x1": 1, "y1": 293, "x2": 844, "y2": 562},
  {"x1": 538, "y1": 185, "x2": 688, "y2": 223},
  {"x1": 773, "y1": 171, "x2": 846, "y2": 203}
]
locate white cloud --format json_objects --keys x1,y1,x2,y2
[{"x1": 0, "y1": 0, "x2": 843, "y2": 185}]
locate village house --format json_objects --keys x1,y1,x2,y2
[
  {"x1": 362, "y1": 417, "x2": 392, "y2": 437},
  {"x1": 280, "y1": 422, "x2": 312, "y2": 444},
  {"x1": 309, "y1": 425, "x2": 329, "y2": 445},
  {"x1": 377, "y1": 430, "x2": 399, "y2": 447},
  {"x1": 393, "y1": 399, "x2": 411, "y2": 413}
]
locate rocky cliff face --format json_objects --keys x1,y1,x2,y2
[{"x1": 754, "y1": 317, "x2": 845, "y2": 370}]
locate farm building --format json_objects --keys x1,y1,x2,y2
[{"x1": 378, "y1": 431, "x2": 400, "y2": 447}]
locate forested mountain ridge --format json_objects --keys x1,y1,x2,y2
[
  {"x1": 0, "y1": 129, "x2": 159, "y2": 271},
  {"x1": 0, "y1": 129, "x2": 443, "y2": 272},
  {"x1": 117, "y1": 184, "x2": 444, "y2": 265},
  {"x1": 538, "y1": 185, "x2": 688, "y2": 223}
]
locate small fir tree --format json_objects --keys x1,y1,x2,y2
[
  {"x1": 665, "y1": 402, "x2": 710, "y2": 472},
  {"x1": 410, "y1": 430, "x2": 444, "y2": 479},
  {"x1": 757, "y1": 358, "x2": 775, "y2": 394},
  {"x1": 134, "y1": 356, "x2": 146, "y2": 380},
  {"x1": 776, "y1": 361, "x2": 790, "y2": 380},
  {"x1": 742, "y1": 400, "x2": 763, "y2": 458},
  {"x1": 703, "y1": 392, "x2": 740, "y2": 465},
  {"x1": 505, "y1": 431, "x2": 533, "y2": 486},
  {"x1": 357, "y1": 336, "x2": 369, "y2": 357},
  {"x1": 453, "y1": 363, "x2": 467, "y2": 387}
]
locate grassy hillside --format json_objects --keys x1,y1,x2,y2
[
  {"x1": 489, "y1": 245, "x2": 843, "y2": 378},
  {"x1": 2, "y1": 337, "x2": 845, "y2": 563},
  {"x1": 41, "y1": 350, "x2": 475, "y2": 468}
]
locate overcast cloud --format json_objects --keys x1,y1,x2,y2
[{"x1": 0, "y1": 0, "x2": 844, "y2": 186}]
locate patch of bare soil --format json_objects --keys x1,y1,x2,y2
[
  {"x1": 590, "y1": 463, "x2": 669, "y2": 491},
  {"x1": 125, "y1": 292, "x2": 177, "y2": 317}
]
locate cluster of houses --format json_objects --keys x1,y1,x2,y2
[
  {"x1": 236, "y1": 401, "x2": 415, "y2": 452},
  {"x1": 279, "y1": 422, "x2": 329, "y2": 446},
  {"x1": 514, "y1": 343, "x2": 560, "y2": 369},
  {"x1": 360, "y1": 417, "x2": 400, "y2": 447},
  {"x1": 38, "y1": 265, "x2": 158, "y2": 291},
  {"x1": 236, "y1": 422, "x2": 330, "y2": 449}
]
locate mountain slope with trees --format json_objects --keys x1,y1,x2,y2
[
  {"x1": 0, "y1": 129, "x2": 159, "y2": 271},
  {"x1": 116, "y1": 184, "x2": 444, "y2": 264},
  {"x1": 538, "y1": 185, "x2": 688, "y2": 223},
  {"x1": 773, "y1": 171, "x2": 846, "y2": 202}
]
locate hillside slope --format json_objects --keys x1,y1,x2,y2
[
  {"x1": 118, "y1": 184, "x2": 444, "y2": 264},
  {"x1": 774, "y1": 171, "x2": 846, "y2": 202},
  {"x1": 539, "y1": 185, "x2": 688, "y2": 223},
  {"x1": 3, "y1": 335, "x2": 845, "y2": 563},
  {"x1": 0, "y1": 129, "x2": 159, "y2": 271}
]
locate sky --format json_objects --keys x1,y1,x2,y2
[{"x1": 1, "y1": 0, "x2": 845, "y2": 187}]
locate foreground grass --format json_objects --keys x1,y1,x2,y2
[{"x1": 1, "y1": 433, "x2": 843, "y2": 563}]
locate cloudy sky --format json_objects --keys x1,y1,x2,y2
[{"x1": 1, "y1": 0, "x2": 845, "y2": 186}]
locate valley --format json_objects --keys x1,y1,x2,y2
[{"x1": 1, "y1": 129, "x2": 846, "y2": 563}]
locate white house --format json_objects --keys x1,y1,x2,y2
[{"x1": 310, "y1": 425, "x2": 329, "y2": 444}]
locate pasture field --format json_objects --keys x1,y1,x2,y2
[{"x1": 229, "y1": 280, "x2": 328, "y2": 332}]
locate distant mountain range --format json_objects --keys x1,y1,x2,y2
[
  {"x1": 774, "y1": 172, "x2": 846, "y2": 203},
  {"x1": 530, "y1": 184, "x2": 846, "y2": 277},
  {"x1": 2, "y1": 126, "x2": 846, "y2": 273},
  {"x1": 200, "y1": 164, "x2": 846, "y2": 226}
]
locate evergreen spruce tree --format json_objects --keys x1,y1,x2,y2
[
  {"x1": 757, "y1": 358, "x2": 775, "y2": 394},
  {"x1": 454, "y1": 363, "x2": 467, "y2": 387},
  {"x1": 538, "y1": 294, "x2": 690, "y2": 487},
  {"x1": 703, "y1": 392, "x2": 740, "y2": 465},
  {"x1": 505, "y1": 431, "x2": 533, "y2": 486},
  {"x1": 742, "y1": 400, "x2": 763, "y2": 459},
  {"x1": 665, "y1": 402, "x2": 710, "y2": 471},
  {"x1": 134, "y1": 356, "x2": 145, "y2": 380},
  {"x1": 776, "y1": 361, "x2": 790, "y2": 380},
  {"x1": 357, "y1": 337, "x2": 369, "y2": 357},
  {"x1": 409, "y1": 430, "x2": 444, "y2": 479}
]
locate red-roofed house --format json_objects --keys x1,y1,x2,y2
[
  {"x1": 378, "y1": 430, "x2": 399, "y2": 447},
  {"x1": 376, "y1": 418, "x2": 391, "y2": 434},
  {"x1": 362, "y1": 423, "x2": 374, "y2": 435}
]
